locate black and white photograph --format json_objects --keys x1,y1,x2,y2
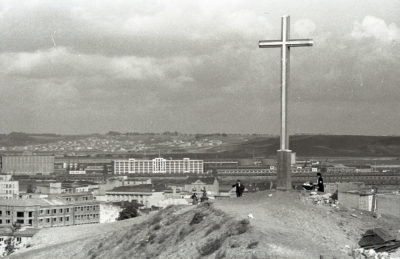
[{"x1": 0, "y1": 0, "x2": 400, "y2": 258}]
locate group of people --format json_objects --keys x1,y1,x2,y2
[
  {"x1": 191, "y1": 173, "x2": 324, "y2": 205},
  {"x1": 191, "y1": 180, "x2": 245, "y2": 205},
  {"x1": 302, "y1": 173, "x2": 324, "y2": 192},
  {"x1": 191, "y1": 187, "x2": 209, "y2": 205}
]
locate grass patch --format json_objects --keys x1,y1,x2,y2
[
  {"x1": 157, "y1": 233, "x2": 169, "y2": 244},
  {"x1": 149, "y1": 214, "x2": 162, "y2": 226},
  {"x1": 204, "y1": 223, "x2": 222, "y2": 237},
  {"x1": 235, "y1": 219, "x2": 250, "y2": 235},
  {"x1": 177, "y1": 225, "x2": 194, "y2": 242},
  {"x1": 247, "y1": 241, "x2": 259, "y2": 249},
  {"x1": 153, "y1": 223, "x2": 161, "y2": 231},
  {"x1": 230, "y1": 242, "x2": 240, "y2": 248},
  {"x1": 148, "y1": 233, "x2": 157, "y2": 244},
  {"x1": 190, "y1": 212, "x2": 205, "y2": 225},
  {"x1": 215, "y1": 249, "x2": 226, "y2": 259},
  {"x1": 197, "y1": 236, "x2": 224, "y2": 256}
]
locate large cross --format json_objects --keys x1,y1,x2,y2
[{"x1": 259, "y1": 15, "x2": 313, "y2": 190}]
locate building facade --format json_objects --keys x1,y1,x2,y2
[
  {"x1": 0, "y1": 198, "x2": 100, "y2": 228},
  {"x1": 105, "y1": 185, "x2": 164, "y2": 208},
  {"x1": 1, "y1": 155, "x2": 54, "y2": 175},
  {"x1": 0, "y1": 175, "x2": 19, "y2": 199},
  {"x1": 216, "y1": 167, "x2": 275, "y2": 175},
  {"x1": 114, "y1": 158, "x2": 204, "y2": 174}
]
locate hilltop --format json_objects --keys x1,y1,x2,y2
[{"x1": 11, "y1": 191, "x2": 400, "y2": 259}]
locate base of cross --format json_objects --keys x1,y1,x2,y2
[{"x1": 276, "y1": 149, "x2": 292, "y2": 191}]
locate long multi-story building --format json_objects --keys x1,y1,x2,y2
[
  {"x1": 1, "y1": 155, "x2": 54, "y2": 175},
  {"x1": 0, "y1": 197, "x2": 100, "y2": 228},
  {"x1": 113, "y1": 157, "x2": 204, "y2": 175}
]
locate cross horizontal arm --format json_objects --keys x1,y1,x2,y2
[
  {"x1": 259, "y1": 40, "x2": 284, "y2": 48},
  {"x1": 286, "y1": 39, "x2": 314, "y2": 47},
  {"x1": 259, "y1": 39, "x2": 314, "y2": 48}
]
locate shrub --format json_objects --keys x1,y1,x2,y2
[
  {"x1": 197, "y1": 236, "x2": 224, "y2": 256},
  {"x1": 178, "y1": 226, "x2": 194, "y2": 241},
  {"x1": 215, "y1": 249, "x2": 226, "y2": 259},
  {"x1": 247, "y1": 241, "x2": 259, "y2": 249},
  {"x1": 148, "y1": 233, "x2": 157, "y2": 244},
  {"x1": 236, "y1": 219, "x2": 250, "y2": 234},
  {"x1": 190, "y1": 212, "x2": 205, "y2": 225},
  {"x1": 157, "y1": 233, "x2": 168, "y2": 244},
  {"x1": 149, "y1": 214, "x2": 162, "y2": 226},
  {"x1": 153, "y1": 223, "x2": 161, "y2": 231},
  {"x1": 117, "y1": 201, "x2": 142, "y2": 220},
  {"x1": 204, "y1": 223, "x2": 222, "y2": 237}
]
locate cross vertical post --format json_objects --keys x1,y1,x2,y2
[{"x1": 259, "y1": 15, "x2": 313, "y2": 190}]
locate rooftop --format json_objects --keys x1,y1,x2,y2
[
  {"x1": 107, "y1": 184, "x2": 154, "y2": 193},
  {"x1": 185, "y1": 177, "x2": 217, "y2": 185},
  {"x1": 0, "y1": 197, "x2": 69, "y2": 207}
]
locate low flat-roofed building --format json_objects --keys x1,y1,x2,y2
[
  {"x1": 339, "y1": 190, "x2": 376, "y2": 212},
  {"x1": 216, "y1": 167, "x2": 274, "y2": 175},
  {"x1": 105, "y1": 185, "x2": 164, "y2": 208},
  {"x1": 326, "y1": 165, "x2": 356, "y2": 174},
  {"x1": 0, "y1": 227, "x2": 39, "y2": 256}
]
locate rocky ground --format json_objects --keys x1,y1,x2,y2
[{"x1": 11, "y1": 191, "x2": 400, "y2": 259}]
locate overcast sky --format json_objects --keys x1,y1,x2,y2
[{"x1": 0, "y1": 0, "x2": 399, "y2": 135}]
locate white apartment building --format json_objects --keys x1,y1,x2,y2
[
  {"x1": 0, "y1": 175, "x2": 19, "y2": 199},
  {"x1": 114, "y1": 157, "x2": 204, "y2": 174}
]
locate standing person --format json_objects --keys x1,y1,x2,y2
[
  {"x1": 200, "y1": 187, "x2": 208, "y2": 202},
  {"x1": 232, "y1": 180, "x2": 245, "y2": 197},
  {"x1": 191, "y1": 192, "x2": 198, "y2": 205},
  {"x1": 316, "y1": 173, "x2": 324, "y2": 192}
]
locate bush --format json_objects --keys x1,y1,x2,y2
[
  {"x1": 197, "y1": 236, "x2": 224, "y2": 256},
  {"x1": 190, "y1": 212, "x2": 205, "y2": 225},
  {"x1": 235, "y1": 219, "x2": 250, "y2": 235},
  {"x1": 149, "y1": 214, "x2": 162, "y2": 226},
  {"x1": 117, "y1": 201, "x2": 142, "y2": 220},
  {"x1": 177, "y1": 226, "x2": 194, "y2": 241},
  {"x1": 247, "y1": 241, "x2": 258, "y2": 249},
  {"x1": 204, "y1": 223, "x2": 221, "y2": 237}
]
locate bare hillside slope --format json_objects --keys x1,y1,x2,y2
[{"x1": 12, "y1": 191, "x2": 400, "y2": 259}]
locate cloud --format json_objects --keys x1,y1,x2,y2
[
  {"x1": 0, "y1": 0, "x2": 400, "y2": 135},
  {"x1": 293, "y1": 19, "x2": 316, "y2": 38},
  {"x1": 0, "y1": 48, "x2": 166, "y2": 81},
  {"x1": 351, "y1": 15, "x2": 400, "y2": 43}
]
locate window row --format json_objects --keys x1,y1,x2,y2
[
  {"x1": 74, "y1": 214, "x2": 99, "y2": 220},
  {"x1": 40, "y1": 208, "x2": 70, "y2": 215},
  {"x1": 39, "y1": 216, "x2": 70, "y2": 223}
]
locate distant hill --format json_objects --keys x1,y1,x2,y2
[
  {"x1": 1, "y1": 132, "x2": 400, "y2": 157},
  {"x1": 0, "y1": 132, "x2": 63, "y2": 146},
  {"x1": 214, "y1": 135, "x2": 400, "y2": 158}
]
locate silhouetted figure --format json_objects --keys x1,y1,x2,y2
[
  {"x1": 200, "y1": 188, "x2": 208, "y2": 202},
  {"x1": 317, "y1": 173, "x2": 324, "y2": 192},
  {"x1": 232, "y1": 180, "x2": 245, "y2": 197},
  {"x1": 191, "y1": 193, "x2": 198, "y2": 205}
]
